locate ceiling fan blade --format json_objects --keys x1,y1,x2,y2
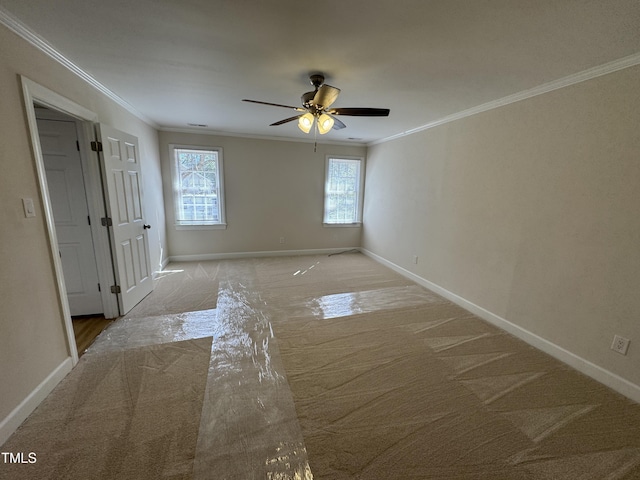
[
  {"x1": 332, "y1": 117, "x2": 346, "y2": 130},
  {"x1": 312, "y1": 85, "x2": 341, "y2": 109},
  {"x1": 329, "y1": 107, "x2": 390, "y2": 117},
  {"x1": 269, "y1": 115, "x2": 301, "y2": 126},
  {"x1": 243, "y1": 99, "x2": 304, "y2": 111}
]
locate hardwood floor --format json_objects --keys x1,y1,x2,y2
[{"x1": 72, "y1": 315, "x2": 114, "y2": 356}]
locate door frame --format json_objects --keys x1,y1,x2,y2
[{"x1": 21, "y1": 76, "x2": 119, "y2": 364}]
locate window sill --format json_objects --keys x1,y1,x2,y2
[
  {"x1": 323, "y1": 222, "x2": 362, "y2": 228},
  {"x1": 175, "y1": 223, "x2": 227, "y2": 231}
]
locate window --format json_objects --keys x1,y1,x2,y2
[
  {"x1": 323, "y1": 156, "x2": 364, "y2": 225},
  {"x1": 170, "y1": 145, "x2": 225, "y2": 228}
]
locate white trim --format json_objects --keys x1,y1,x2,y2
[
  {"x1": 169, "y1": 247, "x2": 362, "y2": 263},
  {"x1": 361, "y1": 248, "x2": 640, "y2": 404},
  {"x1": 22, "y1": 78, "x2": 79, "y2": 364},
  {"x1": 0, "y1": 7, "x2": 157, "y2": 128},
  {"x1": 323, "y1": 223, "x2": 362, "y2": 228},
  {"x1": 0, "y1": 357, "x2": 72, "y2": 446},
  {"x1": 369, "y1": 52, "x2": 640, "y2": 146},
  {"x1": 24, "y1": 77, "x2": 98, "y2": 122},
  {"x1": 175, "y1": 224, "x2": 227, "y2": 230}
]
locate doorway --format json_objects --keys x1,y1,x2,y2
[
  {"x1": 22, "y1": 78, "x2": 118, "y2": 363},
  {"x1": 35, "y1": 106, "x2": 104, "y2": 316},
  {"x1": 35, "y1": 106, "x2": 113, "y2": 355},
  {"x1": 22, "y1": 77, "x2": 154, "y2": 363}
]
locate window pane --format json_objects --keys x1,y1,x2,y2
[
  {"x1": 174, "y1": 148, "x2": 223, "y2": 225},
  {"x1": 324, "y1": 158, "x2": 362, "y2": 224}
]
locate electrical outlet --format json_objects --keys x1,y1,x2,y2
[
  {"x1": 412, "y1": 255, "x2": 418, "y2": 264},
  {"x1": 279, "y1": 237, "x2": 285, "y2": 244},
  {"x1": 611, "y1": 335, "x2": 630, "y2": 356}
]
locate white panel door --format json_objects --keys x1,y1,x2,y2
[
  {"x1": 37, "y1": 118, "x2": 103, "y2": 315},
  {"x1": 97, "y1": 124, "x2": 153, "y2": 314}
]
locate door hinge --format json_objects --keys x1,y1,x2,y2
[
  {"x1": 101, "y1": 217, "x2": 113, "y2": 227},
  {"x1": 87, "y1": 215, "x2": 91, "y2": 226},
  {"x1": 110, "y1": 285, "x2": 121, "y2": 294},
  {"x1": 98, "y1": 283, "x2": 101, "y2": 292},
  {"x1": 91, "y1": 141, "x2": 103, "y2": 152},
  {"x1": 76, "y1": 140, "x2": 80, "y2": 151}
]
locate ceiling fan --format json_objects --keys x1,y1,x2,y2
[{"x1": 243, "y1": 73, "x2": 390, "y2": 135}]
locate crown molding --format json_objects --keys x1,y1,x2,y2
[
  {"x1": 370, "y1": 52, "x2": 640, "y2": 146},
  {"x1": 0, "y1": 7, "x2": 158, "y2": 128}
]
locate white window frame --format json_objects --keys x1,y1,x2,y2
[
  {"x1": 170, "y1": 144, "x2": 226, "y2": 230},
  {"x1": 323, "y1": 155, "x2": 365, "y2": 227}
]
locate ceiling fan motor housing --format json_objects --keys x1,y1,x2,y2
[
  {"x1": 309, "y1": 74, "x2": 325, "y2": 88},
  {"x1": 302, "y1": 74, "x2": 325, "y2": 109}
]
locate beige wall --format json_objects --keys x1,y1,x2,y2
[
  {"x1": 0, "y1": 24, "x2": 166, "y2": 424},
  {"x1": 159, "y1": 131, "x2": 366, "y2": 257},
  {"x1": 363, "y1": 65, "x2": 640, "y2": 388}
]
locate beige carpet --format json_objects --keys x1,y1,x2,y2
[
  {"x1": 125, "y1": 262, "x2": 219, "y2": 318},
  {"x1": 0, "y1": 337, "x2": 212, "y2": 480},
  {"x1": 254, "y1": 254, "x2": 640, "y2": 479},
  {"x1": 3, "y1": 253, "x2": 640, "y2": 479}
]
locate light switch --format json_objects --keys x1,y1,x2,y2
[{"x1": 22, "y1": 198, "x2": 36, "y2": 218}]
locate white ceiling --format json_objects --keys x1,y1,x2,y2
[{"x1": 2, "y1": 0, "x2": 639, "y2": 144}]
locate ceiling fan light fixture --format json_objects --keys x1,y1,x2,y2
[
  {"x1": 298, "y1": 112, "x2": 314, "y2": 133},
  {"x1": 317, "y1": 113, "x2": 334, "y2": 134},
  {"x1": 243, "y1": 73, "x2": 390, "y2": 138}
]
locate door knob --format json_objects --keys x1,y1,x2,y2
[{"x1": 143, "y1": 224, "x2": 151, "y2": 230}]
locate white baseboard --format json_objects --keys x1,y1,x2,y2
[
  {"x1": 168, "y1": 247, "x2": 361, "y2": 263},
  {"x1": 361, "y1": 248, "x2": 640, "y2": 404},
  {"x1": 0, "y1": 357, "x2": 73, "y2": 446},
  {"x1": 154, "y1": 256, "x2": 171, "y2": 278}
]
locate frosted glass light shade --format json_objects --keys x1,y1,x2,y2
[
  {"x1": 298, "y1": 113, "x2": 314, "y2": 133},
  {"x1": 317, "y1": 113, "x2": 334, "y2": 135}
]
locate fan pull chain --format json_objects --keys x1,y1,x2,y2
[{"x1": 314, "y1": 120, "x2": 318, "y2": 152}]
